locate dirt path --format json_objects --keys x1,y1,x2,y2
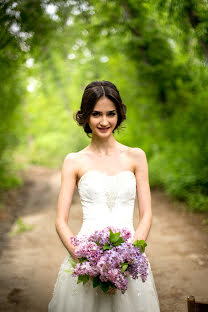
[{"x1": 0, "y1": 166, "x2": 207, "y2": 312}]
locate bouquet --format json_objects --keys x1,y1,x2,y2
[{"x1": 66, "y1": 227, "x2": 148, "y2": 294}]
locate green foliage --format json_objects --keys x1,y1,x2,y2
[
  {"x1": 101, "y1": 230, "x2": 125, "y2": 251},
  {"x1": 68, "y1": 259, "x2": 76, "y2": 268},
  {"x1": 103, "y1": 243, "x2": 113, "y2": 251},
  {"x1": 0, "y1": 157, "x2": 23, "y2": 189},
  {"x1": 109, "y1": 229, "x2": 121, "y2": 243},
  {"x1": 133, "y1": 240, "x2": 147, "y2": 253},
  {"x1": 1, "y1": 0, "x2": 208, "y2": 212},
  {"x1": 77, "y1": 274, "x2": 90, "y2": 285},
  {"x1": 78, "y1": 257, "x2": 88, "y2": 264},
  {"x1": 121, "y1": 263, "x2": 128, "y2": 273},
  {"x1": 92, "y1": 276, "x2": 101, "y2": 288},
  {"x1": 64, "y1": 269, "x2": 73, "y2": 274},
  {"x1": 0, "y1": 0, "x2": 77, "y2": 178},
  {"x1": 149, "y1": 91, "x2": 208, "y2": 212},
  {"x1": 8, "y1": 217, "x2": 34, "y2": 237},
  {"x1": 92, "y1": 275, "x2": 116, "y2": 293}
]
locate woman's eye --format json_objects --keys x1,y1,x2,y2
[
  {"x1": 92, "y1": 112, "x2": 100, "y2": 116},
  {"x1": 91, "y1": 112, "x2": 116, "y2": 117}
]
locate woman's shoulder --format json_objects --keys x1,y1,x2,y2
[
  {"x1": 122, "y1": 146, "x2": 148, "y2": 173},
  {"x1": 120, "y1": 143, "x2": 146, "y2": 158},
  {"x1": 62, "y1": 148, "x2": 89, "y2": 170},
  {"x1": 118, "y1": 144, "x2": 147, "y2": 171},
  {"x1": 130, "y1": 147, "x2": 146, "y2": 157},
  {"x1": 60, "y1": 153, "x2": 77, "y2": 176}
]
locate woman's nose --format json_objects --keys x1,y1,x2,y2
[{"x1": 100, "y1": 115, "x2": 108, "y2": 126}]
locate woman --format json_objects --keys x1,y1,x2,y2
[{"x1": 48, "y1": 80, "x2": 160, "y2": 311}]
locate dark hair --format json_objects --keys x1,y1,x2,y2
[{"x1": 74, "y1": 80, "x2": 127, "y2": 137}]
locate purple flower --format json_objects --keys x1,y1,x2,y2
[{"x1": 69, "y1": 227, "x2": 149, "y2": 294}]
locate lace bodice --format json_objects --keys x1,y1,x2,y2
[{"x1": 77, "y1": 170, "x2": 136, "y2": 236}]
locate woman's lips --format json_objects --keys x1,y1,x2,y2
[{"x1": 97, "y1": 127, "x2": 110, "y2": 133}]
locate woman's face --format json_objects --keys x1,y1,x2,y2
[{"x1": 88, "y1": 96, "x2": 118, "y2": 137}]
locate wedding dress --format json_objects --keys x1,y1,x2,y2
[{"x1": 48, "y1": 170, "x2": 160, "y2": 312}]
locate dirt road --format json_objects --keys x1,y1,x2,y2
[{"x1": 0, "y1": 166, "x2": 207, "y2": 312}]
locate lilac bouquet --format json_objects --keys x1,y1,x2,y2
[{"x1": 66, "y1": 227, "x2": 148, "y2": 294}]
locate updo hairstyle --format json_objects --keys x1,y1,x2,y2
[{"x1": 74, "y1": 81, "x2": 127, "y2": 137}]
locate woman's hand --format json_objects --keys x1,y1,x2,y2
[
  {"x1": 131, "y1": 235, "x2": 139, "y2": 244},
  {"x1": 131, "y1": 231, "x2": 145, "y2": 244},
  {"x1": 70, "y1": 246, "x2": 79, "y2": 263}
]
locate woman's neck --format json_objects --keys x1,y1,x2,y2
[{"x1": 88, "y1": 135, "x2": 119, "y2": 155}]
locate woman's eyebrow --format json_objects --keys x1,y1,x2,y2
[{"x1": 92, "y1": 110, "x2": 116, "y2": 113}]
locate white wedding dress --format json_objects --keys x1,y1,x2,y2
[{"x1": 48, "y1": 170, "x2": 160, "y2": 312}]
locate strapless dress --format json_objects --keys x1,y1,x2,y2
[{"x1": 48, "y1": 170, "x2": 160, "y2": 312}]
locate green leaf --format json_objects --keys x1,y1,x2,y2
[
  {"x1": 78, "y1": 257, "x2": 88, "y2": 264},
  {"x1": 93, "y1": 276, "x2": 116, "y2": 293},
  {"x1": 103, "y1": 243, "x2": 113, "y2": 251},
  {"x1": 64, "y1": 269, "x2": 73, "y2": 274},
  {"x1": 68, "y1": 259, "x2": 76, "y2": 268},
  {"x1": 77, "y1": 274, "x2": 90, "y2": 285},
  {"x1": 100, "y1": 282, "x2": 110, "y2": 293},
  {"x1": 109, "y1": 229, "x2": 114, "y2": 241},
  {"x1": 93, "y1": 276, "x2": 101, "y2": 288},
  {"x1": 109, "y1": 229, "x2": 121, "y2": 243},
  {"x1": 99, "y1": 281, "x2": 116, "y2": 293},
  {"x1": 113, "y1": 237, "x2": 125, "y2": 246},
  {"x1": 82, "y1": 275, "x2": 90, "y2": 285},
  {"x1": 95, "y1": 241, "x2": 100, "y2": 246},
  {"x1": 133, "y1": 240, "x2": 147, "y2": 252},
  {"x1": 121, "y1": 263, "x2": 128, "y2": 273}
]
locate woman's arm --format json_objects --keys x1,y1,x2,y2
[
  {"x1": 131, "y1": 148, "x2": 152, "y2": 242},
  {"x1": 55, "y1": 153, "x2": 79, "y2": 262}
]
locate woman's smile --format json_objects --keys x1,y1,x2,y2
[{"x1": 97, "y1": 126, "x2": 110, "y2": 133}]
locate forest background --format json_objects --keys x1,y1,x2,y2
[{"x1": 1, "y1": 0, "x2": 208, "y2": 213}]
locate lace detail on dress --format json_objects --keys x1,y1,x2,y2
[{"x1": 104, "y1": 176, "x2": 119, "y2": 211}]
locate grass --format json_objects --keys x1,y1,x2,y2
[{"x1": 8, "y1": 217, "x2": 34, "y2": 237}]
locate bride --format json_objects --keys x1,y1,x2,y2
[{"x1": 48, "y1": 80, "x2": 160, "y2": 311}]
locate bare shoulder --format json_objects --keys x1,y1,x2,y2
[
  {"x1": 118, "y1": 142, "x2": 144, "y2": 155},
  {"x1": 129, "y1": 147, "x2": 146, "y2": 159},
  {"x1": 120, "y1": 144, "x2": 146, "y2": 159},
  {"x1": 126, "y1": 147, "x2": 148, "y2": 172},
  {"x1": 62, "y1": 152, "x2": 80, "y2": 174},
  {"x1": 62, "y1": 149, "x2": 89, "y2": 175}
]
